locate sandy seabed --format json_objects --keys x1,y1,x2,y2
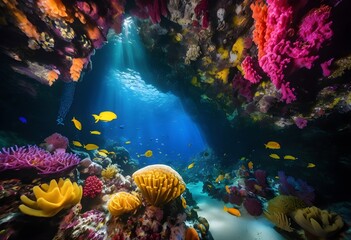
[{"x1": 187, "y1": 182, "x2": 285, "y2": 240}]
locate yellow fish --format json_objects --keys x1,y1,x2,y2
[
  {"x1": 90, "y1": 130, "x2": 101, "y2": 135},
  {"x1": 84, "y1": 144, "x2": 99, "y2": 151},
  {"x1": 264, "y1": 141, "x2": 281, "y2": 149},
  {"x1": 215, "y1": 174, "x2": 224, "y2": 183},
  {"x1": 181, "y1": 196, "x2": 187, "y2": 208},
  {"x1": 284, "y1": 155, "x2": 298, "y2": 160},
  {"x1": 143, "y1": 150, "x2": 153, "y2": 157},
  {"x1": 269, "y1": 153, "x2": 280, "y2": 159},
  {"x1": 72, "y1": 140, "x2": 83, "y2": 147},
  {"x1": 223, "y1": 206, "x2": 241, "y2": 217},
  {"x1": 125, "y1": 141, "x2": 131, "y2": 144},
  {"x1": 92, "y1": 111, "x2": 117, "y2": 123},
  {"x1": 187, "y1": 162, "x2": 195, "y2": 169},
  {"x1": 248, "y1": 161, "x2": 254, "y2": 170},
  {"x1": 99, "y1": 149, "x2": 109, "y2": 154},
  {"x1": 72, "y1": 117, "x2": 82, "y2": 130},
  {"x1": 307, "y1": 163, "x2": 316, "y2": 168},
  {"x1": 225, "y1": 185, "x2": 231, "y2": 194}
]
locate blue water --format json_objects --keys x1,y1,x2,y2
[{"x1": 68, "y1": 18, "x2": 207, "y2": 166}]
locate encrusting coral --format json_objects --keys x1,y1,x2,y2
[
  {"x1": 132, "y1": 164, "x2": 186, "y2": 207},
  {"x1": 292, "y1": 206, "x2": 344, "y2": 238},
  {"x1": 19, "y1": 178, "x2": 82, "y2": 217},
  {"x1": 107, "y1": 191, "x2": 141, "y2": 217}
]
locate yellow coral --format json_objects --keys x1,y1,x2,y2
[
  {"x1": 292, "y1": 206, "x2": 344, "y2": 238},
  {"x1": 19, "y1": 178, "x2": 82, "y2": 217},
  {"x1": 264, "y1": 211, "x2": 294, "y2": 232},
  {"x1": 108, "y1": 191, "x2": 141, "y2": 217},
  {"x1": 267, "y1": 195, "x2": 307, "y2": 215},
  {"x1": 231, "y1": 37, "x2": 245, "y2": 66},
  {"x1": 215, "y1": 68, "x2": 230, "y2": 84},
  {"x1": 102, "y1": 164, "x2": 119, "y2": 179},
  {"x1": 132, "y1": 164, "x2": 186, "y2": 207}
]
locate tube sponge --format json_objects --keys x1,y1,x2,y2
[{"x1": 19, "y1": 178, "x2": 82, "y2": 217}]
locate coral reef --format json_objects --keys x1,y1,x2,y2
[{"x1": 107, "y1": 191, "x2": 141, "y2": 217}]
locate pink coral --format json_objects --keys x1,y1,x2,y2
[
  {"x1": 43, "y1": 132, "x2": 69, "y2": 151},
  {"x1": 0, "y1": 145, "x2": 79, "y2": 176},
  {"x1": 241, "y1": 56, "x2": 262, "y2": 83},
  {"x1": 83, "y1": 175, "x2": 103, "y2": 198},
  {"x1": 293, "y1": 116, "x2": 308, "y2": 129}
]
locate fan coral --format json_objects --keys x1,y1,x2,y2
[
  {"x1": 19, "y1": 178, "x2": 82, "y2": 217},
  {"x1": 267, "y1": 195, "x2": 307, "y2": 215},
  {"x1": 264, "y1": 211, "x2": 294, "y2": 232},
  {"x1": 0, "y1": 145, "x2": 80, "y2": 177},
  {"x1": 107, "y1": 191, "x2": 141, "y2": 217},
  {"x1": 132, "y1": 164, "x2": 186, "y2": 207},
  {"x1": 83, "y1": 176, "x2": 103, "y2": 198},
  {"x1": 292, "y1": 206, "x2": 344, "y2": 238}
]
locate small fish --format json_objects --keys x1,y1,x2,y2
[
  {"x1": 143, "y1": 150, "x2": 153, "y2": 157},
  {"x1": 223, "y1": 206, "x2": 241, "y2": 217},
  {"x1": 269, "y1": 153, "x2": 280, "y2": 159},
  {"x1": 248, "y1": 161, "x2": 254, "y2": 170},
  {"x1": 90, "y1": 130, "x2": 101, "y2": 135},
  {"x1": 284, "y1": 155, "x2": 298, "y2": 160},
  {"x1": 264, "y1": 141, "x2": 281, "y2": 149},
  {"x1": 92, "y1": 111, "x2": 117, "y2": 123},
  {"x1": 215, "y1": 174, "x2": 224, "y2": 183},
  {"x1": 119, "y1": 124, "x2": 125, "y2": 129},
  {"x1": 240, "y1": 157, "x2": 247, "y2": 161},
  {"x1": 18, "y1": 116, "x2": 27, "y2": 124},
  {"x1": 307, "y1": 163, "x2": 316, "y2": 168},
  {"x1": 125, "y1": 141, "x2": 131, "y2": 144},
  {"x1": 275, "y1": 176, "x2": 279, "y2": 179},
  {"x1": 97, "y1": 151, "x2": 107, "y2": 157},
  {"x1": 181, "y1": 196, "x2": 187, "y2": 208},
  {"x1": 99, "y1": 149, "x2": 109, "y2": 154},
  {"x1": 72, "y1": 141, "x2": 83, "y2": 147},
  {"x1": 225, "y1": 185, "x2": 231, "y2": 194},
  {"x1": 84, "y1": 143, "x2": 99, "y2": 151},
  {"x1": 187, "y1": 162, "x2": 195, "y2": 169},
  {"x1": 72, "y1": 117, "x2": 82, "y2": 130}
]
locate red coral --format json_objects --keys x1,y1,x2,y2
[
  {"x1": 83, "y1": 176, "x2": 103, "y2": 198},
  {"x1": 194, "y1": 0, "x2": 209, "y2": 28}
]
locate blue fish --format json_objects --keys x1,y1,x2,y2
[{"x1": 18, "y1": 116, "x2": 27, "y2": 124}]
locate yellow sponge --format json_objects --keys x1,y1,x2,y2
[{"x1": 19, "y1": 178, "x2": 82, "y2": 217}]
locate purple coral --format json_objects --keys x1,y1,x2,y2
[
  {"x1": 293, "y1": 116, "x2": 308, "y2": 129},
  {"x1": 243, "y1": 197, "x2": 263, "y2": 216},
  {"x1": 0, "y1": 145, "x2": 80, "y2": 177},
  {"x1": 278, "y1": 171, "x2": 315, "y2": 205}
]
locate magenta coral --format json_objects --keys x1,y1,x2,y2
[
  {"x1": 241, "y1": 56, "x2": 262, "y2": 83},
  {"x1": 293, "y1": 116, "x2": 308, "y2": 129},
  {"x1": 243, "y1": 197, "x2": 263, "y2": 216},
  {"x1": 44, "y1": 132, "x2": 69, "y2": 151},
  {"x1": 83, "y1": 175, "x2": 103, "y2": 198},
  {"x1": 0, "y1": 145, "x2": 80, "y2": 176}
]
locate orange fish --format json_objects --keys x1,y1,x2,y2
[
  {"x1": 248, "y1": 161, "x2": 254, "y2": 170},
  {"x1": 225, "y1": 185, "x2": 231, "y2": 194},
  {"x1": 215, "y1": 174, "x2": 224, "y2": 183},
  {"x1": 264, "y1": 141, "x2": 281, "y2": 149},
  {"x1": 224, "y1": 206, "x2": 241, "y2": 217}
]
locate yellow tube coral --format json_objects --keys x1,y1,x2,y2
[
  {"x1": 132, "y1": 164, "x2": 186, "y2": 207},
  {"x1": 108, "y1": 191, "x2": 141, "y2": 217},
  {"x1": 19, "y1": 178, "x2": 82, "y2": 217}
]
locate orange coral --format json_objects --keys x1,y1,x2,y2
[
  {"x1": 185, "y1": 227, "x2": 200, "y2": 240},
  {"x1": 108, "y1": 191, "x2": 141, "y2": 217},
  {"x1": 250, "y1": 0, "x2": 268, "y2": 59},
  {"x1": 47, "y1": 70, "x2": 59, "y2": 86},
  {"x1": 37, "y1": 0, "x2": 73, "y2": 22},
  {"x1": 70, "y1": 58, "x2": 85, "y2": 81},
  {"x1": 85, "y1": 26, "x2": 102, "y2": 42},
  {"x1": 3, "y1": 0, "x2": 40, "y2": 41}
]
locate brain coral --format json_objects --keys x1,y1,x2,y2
[
  {"x1": 132, "y1": 164, "x2": 186, "y2": 207},
  {"x1": 19, "y1": 178, "x2": 82, "y2": 217},
  {"x1": 292, "y1": 206, "x2": 344, "y2": 238},
  {"x1": 108, "y1": 191, "x2": 141, "y2": 217}
]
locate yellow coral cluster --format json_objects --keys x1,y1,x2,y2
[
  {"x1": 102, "y1": 164, "x2": 119, "y2": 180},
  {"x1": 107, "y1": 191, "x2": 141, "y2": 217},
  {"x1": 292, "y1": 206, "x2": 344, "y2": 238},
  {"x1": 132, "y1": 164, "x2": 186, "y2": 207},
  {"x1": 19, "y1": 178, "x2": 82, "y2": 217}
]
